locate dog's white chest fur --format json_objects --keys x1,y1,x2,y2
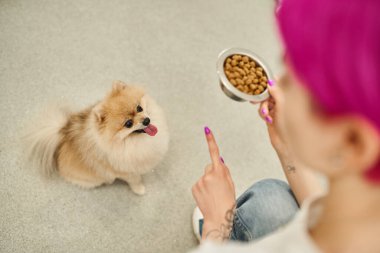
[{"x1": 108, "y1": 130, "x2": 169, "y2": 175}]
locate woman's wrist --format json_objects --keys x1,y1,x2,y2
[
  {"x1": 276, "y1": 148, "x2": 292, "y2": 163},
  {"x1": 202, "y1": 220, "x2": 232, "y2": 242},
  {"x1": 276, "y1": 149, "x2": 298, "y2": 174},
  {"x1": 201, "y1": 207, "x2": 235, "y2": 242}
]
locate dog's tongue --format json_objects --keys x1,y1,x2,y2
[{"x1": 143, "y1": 124, "x2": 158, "y2": 136}]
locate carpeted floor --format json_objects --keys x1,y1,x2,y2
[{"x1": 0, "y1": 0, "x2": 284, "y2": 252}]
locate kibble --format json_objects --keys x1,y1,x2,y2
[{"x1": 224, "y1": 54, "x2": 269, "y2": 95}]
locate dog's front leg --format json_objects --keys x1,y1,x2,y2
[{"x1": 119, "y1": 173, "x2": 145, "y2": 195}]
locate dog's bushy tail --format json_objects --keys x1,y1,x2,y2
[{"x1": 24, "y1": 105, "x2": 71, "y2": 176}]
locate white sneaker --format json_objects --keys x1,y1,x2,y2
[{"x1": 192, "y1": 206, "x2": 204, "y2": 242}]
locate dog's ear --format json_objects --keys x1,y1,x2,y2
[
  {"x1": 93, "y1": 104, "x2": 106, "y2": 123},
  {"x1": 111, "y1": 80, "x2": 127, "y2": 95}
]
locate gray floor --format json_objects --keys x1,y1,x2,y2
[{"x1": 0, "y1": 1, "x2": 284, "y2": 252}]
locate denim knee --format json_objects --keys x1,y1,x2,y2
[{"x1": 230, "y1": 179, "x2": 299, "y2": 242}]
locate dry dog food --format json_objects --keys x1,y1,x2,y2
[{"x1": 224, "y1": 54, "x2": 268, "y2": 95}]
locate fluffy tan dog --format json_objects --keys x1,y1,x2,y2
[{"x1": 25, "y1": 81, "x2": 169, "y2": 195}]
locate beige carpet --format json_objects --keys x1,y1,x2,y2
[{"x1": 0, "y1": 0, "x2": 284, "y2": 252}]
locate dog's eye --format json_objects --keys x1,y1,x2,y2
[
  {"x1": 124, "y1": 119, "x2": 133, "y2": 128},
  {"x1": 136, "y1": 105, "x2": 143, "y2": 112}
]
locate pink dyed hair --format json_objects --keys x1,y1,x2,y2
[{"x1": 277, "y1": 0, "x2": 380, "y2": 182}]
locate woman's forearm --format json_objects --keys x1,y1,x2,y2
[{"x1": 278, "y1": 152, "x2": 324, "y2": 205}]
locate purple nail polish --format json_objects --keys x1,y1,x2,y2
[
  {"x1": 268, "y1": 79, "x2": 275, "y2": 87},
  {"x1": 220, "y1": 157, "x2": 225, "y2": 164},
  {"x1": 204, "y1": 126, "x2": 211, "y2": 135},
  {"x1": 261, "y1": 108, "x2": 267, "y2": 115},
  {"x1": 265, "y1": 116, "x2": 273, "y2": 124}
]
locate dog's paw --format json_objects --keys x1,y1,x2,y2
[{"x1": 130, "y1": 184, "x2": 146, "y2": 195}]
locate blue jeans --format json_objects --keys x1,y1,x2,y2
[{"x1": 230, "y1": 179, "x2": 299, "y2": 241}]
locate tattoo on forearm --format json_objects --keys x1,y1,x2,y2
[
  {"x1": 205, "y1": 205, "x2": 236, "y2": 241},
  {"x1": 286, "y1": 164, "x2": 296, "y2": 173}
]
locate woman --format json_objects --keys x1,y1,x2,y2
[{"x1": 191, "y1": 0, "x2": 380, "y2": 252}]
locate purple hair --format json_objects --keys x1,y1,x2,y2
[{"x1": 276, "y1": 0, "x2": 380, "y2": 182}]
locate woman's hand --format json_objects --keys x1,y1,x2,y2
[
  {"x1": 191, "y1": 127, "x2": 236, "y2": 241},
  {"x1": 256, "y1": 81, "x2": 324, "y2": 203},
  {"x1": 256, "y1": 83, "x2": 289, "y2": 157}
]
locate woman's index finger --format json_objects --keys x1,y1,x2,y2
[{"x1": 204, "y1": 127, "x2": 221, "y2": 166}]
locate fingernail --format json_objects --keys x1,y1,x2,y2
[
  {"x1": 204, "y1": 126, "x2": 211, "y2": 135},
  {"x1": 268, "y1": 79, "x2": 275, "y2": 87},
  {"x1": 220, "y1": 157, "x2": 225, "y2": 164},
  {"x1": 265, "y1": 116, "x2": 273, "y2": 124},
  {"x1": 261, "y1": 108, "x2": 267, "y2": 115}
]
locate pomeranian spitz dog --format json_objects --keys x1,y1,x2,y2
[{"x1": 25, "y1": 81, "x2": 169, "y2": 195}]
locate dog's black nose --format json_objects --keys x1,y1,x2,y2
[{"x1": 142, "y1": 117, "x2": 150, "y2": 126}]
